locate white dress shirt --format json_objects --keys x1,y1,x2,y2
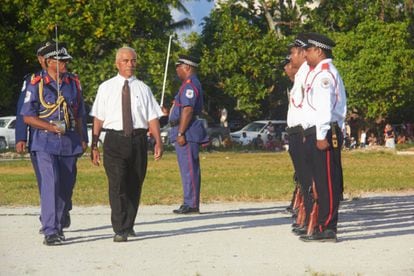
[
  {"x1": 90, "y1": 74, "x2": 163, "y2": 130},
  {"x1": 287, "y1": 62, "x2": 309, "y2": 128},
  {"x1": 301, "y1": 59, "x2": 347, "y2": 140}
]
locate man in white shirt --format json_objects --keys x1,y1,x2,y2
[
  {"x1": 90, "y1": 46, "x2": 163, "y2": 242},
  {"x1": 285, "y1": 34, "x2": 313, "y2": 236}
]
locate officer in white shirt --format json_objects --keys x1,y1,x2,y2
[
  {"x1": 285, "y1": 34, "x2": 313, "y2": 236},
  {"x1": 90, "y1": 46, "x2": 163, "y2": 242},
  {"x1": 299, "y1": 33, "x2": 347, "y2": 242}
]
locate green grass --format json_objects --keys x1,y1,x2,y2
[{"x1": 0, "y1": 150, "x2": 413, "y2": 206}]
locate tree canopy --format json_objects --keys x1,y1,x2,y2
[{"x1": 1, "y1": 0, "x2": 413, "y2": 126}]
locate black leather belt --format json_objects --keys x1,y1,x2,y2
[
  {"x1": 303, "y1": 126, "x2": 316, "y2": 136},
  {"x1": 286, "y1": 125, "x2": 303, "y2": 135},
  {"x1": 106, "y1": 128, "x2": 147, "y2": 137},
  {"x1": 303, "y1": 122, "x2": 339, "y2": 137}
]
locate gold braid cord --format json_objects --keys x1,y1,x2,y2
[{"x1": 38, "y1": 78, "x2": 70, "y2": 127}]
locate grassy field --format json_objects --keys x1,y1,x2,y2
[{"x1": 0, "y1": 150, "x2": 413, "y2": 206}]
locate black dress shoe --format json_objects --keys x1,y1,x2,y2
[
  {"x1": 127, "y1": 229, "x2": 136, "y2": 237},
  {"x1": 173, "y1": 205, "x2": 200, "y2": 214},
  {"x1": 63, "y1": 213, "x2": 71, "y2": 229},
  {"x1": 43, "y1": 234, "x2": 63, "y2": 246},
  {"x1": 39, "y1": 227, "x2": 44, "y2": 235},
  {"x1": 58, "y1": 230, "x2": 65, "y2": 241},
  {"x1": 299, "y1": 229, "x2": 337, "y2": 243},
  {"x1": 292, "y1": 226, "x2": 307, "y2": 236},
  {"x1": 113, "y1": 233, "x2": 128, "y2": 242}
]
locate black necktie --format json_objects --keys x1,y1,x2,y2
[{"x1": 122, "y1": 79, "x2": 133, "y2": 136}]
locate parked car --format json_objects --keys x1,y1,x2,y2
[
  {"x1": 0, "y1": 116, "x2": 17, "y2": 150},
  {"x1": 87, "y1": 123, "x2": 106, "y2": 147},
  {"x1": 230, "y1": 120, "x2": 287, "y2": 144},
  {"x1": 160, "y1": 118, "x2": 230, "y2": 147}
]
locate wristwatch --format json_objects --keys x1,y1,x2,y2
[{"x1": 177, "y1": 132, "x2": 185, "y2": 137}]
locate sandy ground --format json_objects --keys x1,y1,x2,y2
[{"x1": 1, "y1": 193, "x2": 414, "y2": 276}]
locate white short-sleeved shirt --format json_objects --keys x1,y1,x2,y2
[
  {"x1": 287, "y1": 62, "x2": 309, "y2": 127},
  {"x1": 90, "y1": 74, "x2": 163, "y2": 130},
  {"x1": 301, "y1": 59, "x2": 347, "y2": 140}
]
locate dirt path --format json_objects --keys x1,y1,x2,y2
[{"x1": 1, "y1": 193, "x2": 413, "y2": 275}]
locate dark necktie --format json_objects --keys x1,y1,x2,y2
[{"x1": 122, "y1": 79, "x2": 133, "y2": 136}]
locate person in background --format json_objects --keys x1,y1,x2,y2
[
  {"x1": 90, "y1": 46, "x2": 163, "y2": 242},
  {"x1": 368, "y1": 132, "x2": 377, "y2": 147},
  {"x1": 20, "y1": 45, "x2": 87, "y2": 245},
  {"x1": 168, "y1": 55, "x2": 208, "y2": 214},
  {"x1": 384, "y1": 124, "x2": 396, "y2": 149},
  {"x1": 360, "y1": 129, "x2": 367, "y2": 148}
]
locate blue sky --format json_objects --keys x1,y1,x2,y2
[{"x1": 171, "y1": 0, "x2": 215, "y2": 35}]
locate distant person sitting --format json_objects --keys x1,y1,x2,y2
[
  {"x1": 239, "y1": 132, "x2": 251, "y2": 146},
  {"x1": 368, "y1": 133, "x2": 377, "y2": 147},
  {"x1": 252, "y1": 134, "x2": 264, "y2": 150},
  {"x1": 397, "y1": 134, "x2": 406, "y2": 144},
  {"x1": 265, "y1": 134, "x2": 277, "y2": 151}
]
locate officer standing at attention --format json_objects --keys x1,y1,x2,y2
[
  {"x1": 169, "y1": 55, "x2": 208, "y2": 214},
  {"x1": 285, "y1": 34, "x2": 314, "y2": 236},
  {"x1": 20, "y1": 45, "x2": 87, "y2": 246},
  {"x1": 298, "y1": 33, "x2": 347, "y2": 242},
  {"x1": 90, "y1": 46, "x2": 163, "y2": 242}
]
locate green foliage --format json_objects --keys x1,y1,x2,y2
[
  {"x1": 196, "y1": 2, "x2": 290, "y2": 119},
  {"x1": 0, "y1": 0, "x2": 188, "y2": 114},
  {"x1": 334, "y1": 20, "x2": 414, "y2": 121}
]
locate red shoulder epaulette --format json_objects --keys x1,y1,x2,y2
[
  {"x1": 30, "y1": 74, "x2": 42, "y2": 85},
  {"x1": 322, "y1": 63, "x2": 330, "y2": 70}
]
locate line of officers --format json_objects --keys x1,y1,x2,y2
[
  {"x1": 15, "y1": 31, "x2": 346, "y2": 245},
  {"x1": 284, "y1": 32, "x2": 347, "y2": 242}
]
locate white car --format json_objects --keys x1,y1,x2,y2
[
  {"x1": 230, "y1": 120, "x2": 287, "y2": 144},
  {"x1": 0, "y1": 116, "x2": 17, "y2": 150},
  {"x1": 87, "y1": 123, "x2": 106, "y2": 147}
]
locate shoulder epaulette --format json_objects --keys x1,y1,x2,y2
[
  {"x1": 321, "y1": 63, "x2": 330, "y2": 70},
  {"x1": 30, "y1": 74, "x2": 42, "y2": 85}
]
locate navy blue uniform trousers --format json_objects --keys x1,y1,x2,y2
[
  {"x1": 36, "y1": 152, "x2": 76, "y2": 236},
  {"x1": 175, "y1": 142, "x2": 201, "y2": 208}
]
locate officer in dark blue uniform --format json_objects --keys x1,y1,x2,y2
[
  {"x1": 16, "y1": 41, "x2": 87, "y2": 232},
  {"x1": 169, "y1": 55, "x2": 208, "y2": 214},
  {"x1": 20, "y1": 45, "x2": 87, "y2": 245}
]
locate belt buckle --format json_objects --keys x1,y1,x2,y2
[{"x1": 50, "y1": 120, "x2": 66, "y2": 134}]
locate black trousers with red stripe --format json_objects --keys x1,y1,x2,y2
[
  {"x1": 304, "y1": 126, "x2": 344, "y2": 231},
  {"x1": 288, "y1": 130, "x2": 313, "y2": 223}
]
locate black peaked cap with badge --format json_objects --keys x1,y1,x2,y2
[
  {"x1": 36, "y1": 41, "x2": 56, "y2": 56},
  {"x1": 289, "y1": 33, "x2": 309, "y2": 48},
  {"x1": 176, "y1": 54, "x2": 200, "y2": 68},
  {"x1": 42, "y1": 43, "x2": 72, "y2": 60},
  {"x1": 304, "y1": 32, "x2": 336, "y2": 50}
]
